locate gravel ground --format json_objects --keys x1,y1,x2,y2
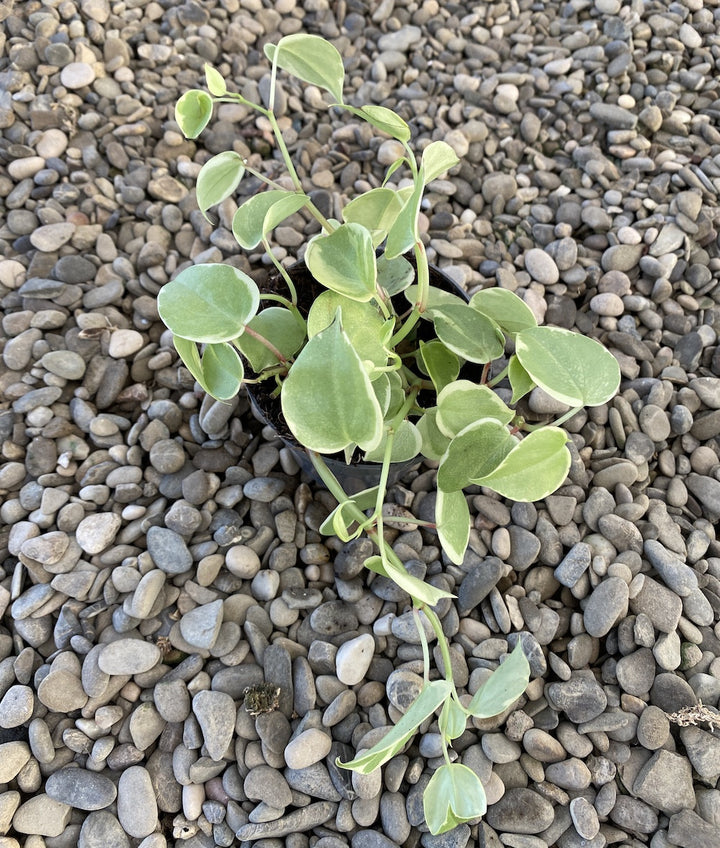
[{"x1": 1, "y1": 0, "x2": 720, "y2": 847}]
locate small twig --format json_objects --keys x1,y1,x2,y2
[{"x1": 666, "y1": 701, "x2": 720, "y2": 732}]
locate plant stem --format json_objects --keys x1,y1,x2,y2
[
  {"x1": 422, "y1": 604, "x2": 458, "y2": 698},
  {"x1": 413, "y1": 239, "x2": 430, "y2": 313},
  {"x1": 390, "y1": 306, "x2": 421, "y2": 348},
  {"x1": 240, "y1": 325, "x2": 287, "y2": 364},
  {"x1": 262, "y1": 236, "x2": 298, "y2": 304},
  {"x1": 487, "y1": 364, "x2": 509, "y2": 388},
  {"x1": 521, "y1": 405, "x2": 582, "y2": 430},
  {"x1": 414, "y1": 607, "x2": 431, "y2": 686}
]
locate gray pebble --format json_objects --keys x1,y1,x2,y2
[
  {"x1": 583, "y1": 577, "x2": 629, "y2": 637},
  {"x1": 45, "y1": 767, "x2": 117, "y2": 811}
]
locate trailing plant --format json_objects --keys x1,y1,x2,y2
[{"x1": 158, "y1": 34, "x2": 621, "y2": 833}]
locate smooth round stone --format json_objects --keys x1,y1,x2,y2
[
  {"x1": 29, "y1": 222, "x2": 75, "y2": 252},
  {"x1": 98, "y1": 639, "x2": 161, "y2": 675},
  {"x1": 244, "y1": 765, "x2": 293, "y2": 808},
  {"x1": 193, "y1": 690, "x2": 236, "y2": 761},
  {"x1": 226, "y1": 545, "x2": 261, "y2": 579},
  {"x1": 146, "y1": 526, "x2": 192, "y2": 574},
  {"x1": 0, "y1": 686, "x2": 34, "y2": 728},
  {"x1": 179, "y1": 599, "x2": 224, "y2": 650},
  {"x1": 0, "y1": 742, "x2": 31, "y2": 782},
  {"x1": 153, "y1": 678, "x2": 190, "y2": 723},
  {"x1": 590, "y1": 292, "x2": 624, "y2": 316},
  {"x1": 643, "y1": 539, "x2": 697, "y2": 596},
  {"x1": 570, "y1": 796, "x2": 600, "y2": 839},
  {"x1": 8, "y1": 156, "x2": 45, "y2": 180},
  {"x1": 78, "y1": 810, "x2": 130, "y2": 848},
  {"x1": 36, "y1": 129, "x2": 68, "y2": 159},
  {"x1": 13, "y1": 795, "x2": 72, "y2": 837},
  {"x1": 243, "y1": 477, "x2": 285, "y2": 502},
  {"x1": 547, "y1": 676, "x2": 607, "y2": 723},
  {"x1": 40, "y1": 350, "x2": 87, "y2": 380},
  {"x1": 335, "y1": 633, "x2": 375, "y2": 685},
  {"x1": 636, "y1": 705, "x2": 670, "y2": 750},
  {"x1": 386, "y1": 670, "x2": 424, "y2": 713},
  {"x1": 545, "y1": 757, "x2": 592, "y2": 790},
  {"x1": 46, "y1": 768, "x2": 117, "y2": 811},
  {"x1": 108, "y1": 329, "x2": 144, "y2": 359},
  {"x1": 284, "y1": 728, "x2": 332, "y2": 770},
  {"x1": 75, "y1": 512, "x2": 122, "y2": 555},
  {"x1": 485, "y1": 788, "x2": 554, "y2": 834},
  {"x1": 583, "y1": 577, "x2": 629, "y2": 637},
  {"x1": 54, "y1": 255, "x2": 96, "y2": 283},
  {"x1": 639, "y1": 404, "x2": 671, "y2": 442},
  {"x1": 117, "y1": 767, "x2": 157, "y2": 838},
  {"x1": 522, "y1": 728, "x2": 566, "y2": 763},
  {"x1": 149, "y1": 439, "x2": 185, "y2": 473},
  {"x1": 61, "y1": 62, "x2": 96, "y2": 88},
  {"x1": 37, "y1": 670, "x2": 88, "y2": 712},
  {"x1": 524, "y1": 248, "x2": 559, "y2": 284}
]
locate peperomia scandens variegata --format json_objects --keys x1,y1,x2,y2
[{"x1": 160, "y1": 33, "x2": 621, "y2": 834}]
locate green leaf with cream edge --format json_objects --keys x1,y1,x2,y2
[
  {"x1": 175, "y1": 89, "x2": 213, "y2": 138},
  {"x1": 305, "y1": 223, "x2": 378, "y2": 302},
  {"x1": 281, "y1": 311, "x2": 383, "y2": 454},
  {"x1": 264, "y1": 34, "x2": 345, "y2": 104},
  {"x1": 196, "y1": 151, "x2": 245, "y2": 221},
  {"x1": 157, "y1": 264, "x2": 260, "y2": 343},
  {"x1": 424, "y1": 764, "x2": 487, "y2": 834},
  {"x1": 467, "y1": 642, "x2": 530, "y2": 718},
  {"x1": 233, "y1": 307, "x2": 306, "y2": 373},
  {"x1": 337, "y1": 680, "x2": 452, "y2": 774},
  {"x1": 515, "y1": 325, "x2": 621, "y2": 407}
]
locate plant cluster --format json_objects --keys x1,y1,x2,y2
[{"x1": 158, "y1": 34, "x2": 621, "y2": 833}]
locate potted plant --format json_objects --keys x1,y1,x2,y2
[{"x1": 157, "y1": 34, "x2": 621, "y2": 834}]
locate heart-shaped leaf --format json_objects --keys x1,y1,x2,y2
[
  {"x1": 158, "y1": 264, "x2": 260, "y2": 343},
  {"x1": 305, "y1": 223, "x2": 377, "y2": 302},
  {"x1": 436, "y1": 381, "x2": 514, "y2": 438},
  {"x1": 385, "y1": 180, "x2": 423, "y2": 259},
  {"x1": 307, "y1": 292, "x2": 390, "y2": 372},
  {"x1": 173, "y1": 336, "x2": 244, "y2": 401},
  {"x1": 232, "y1": 191, "x2": 302, "y2": 250},
  {"x1": 281, "y1": 310, "x2": 382, "y2": 453},
  {"x1": 319, "y1": 486, "x2": 379, "y2": 536},
  {"x1": 432, "y1": 304, "x2": 505, "y2": 364},
  {"x1": 422, "y1": 141, "x2": 460, "y2": 184},
  {"x1": 364, "y1": 556, "x2": 453, "y2": 607},
  {"x1": 352, "y1": 104, "x2": 411, "y2": 142},
  {"x1": 175, "y1": 89, "x2": 213, "y2": 139},
  {"x1": 204, "y1": 64, "x2": 227, "y2": 96},
  {"x1": 196, "y1": 152, "x2": 245, "y2": 221},
  {"x1": 343, "y1": 188, "x2": 406, "y2": 247},
  {"x1": 508, "y1": 354, "x2": 535, "y2": 403},
  {"x1": 437, "y1": 418, "x2": 516, "y2": 492},
  {"x1": 424, "y1": 763, "x2": 487, "y2": 835},
  {"x1": 472, "y1": 426, "x2": 571, "y2": 501},
  {"x1": 377, "y1": 254, "x2": 414, "y2": 296},
  {"x1": 264, "y1": 34, "x2": 345, "y2": 104},
  {"x1": 419, "y1": 340, "x2": 460, "y2": 394},
  {"x1": 337, "y1": 680, "x2": 452, "y2": 774},
  {"x1": 515, "y1": 325, "x2": 621, "y2": 407},
  {"x1": 234, "y1": 307, "x2": 306, "y2": 373},
  {"x1": 436, "y1": 488, "x2": 470, "y2": 565},
  {"x1": 364, "y1": 420, "x2": 422, "y2": 463},
  {"x1": 438, "y1": 697, "x2": 468, "y2": 741},
  {"x1": 405, "y1": 284, "x2": 467, "y2": 314},
  {"x1": 469, "y1": 288, "x2": 537, "y2": 336},
  {"x1": 467, "y1": 642, "x2": 530, "y2": 718},
  {"x1": 417, "y1": 408, "x2": 451, "y2": 462}
]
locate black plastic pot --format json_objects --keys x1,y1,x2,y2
[{"x1": 246, "y1": 258, "x2": 469, "y2": 496}]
